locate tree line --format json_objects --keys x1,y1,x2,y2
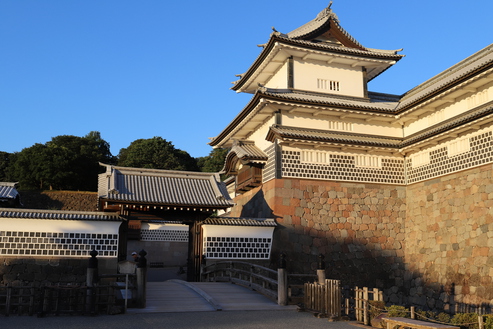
[{"x1": 0, "y1": 132, "x2": 228, "y2": 191}]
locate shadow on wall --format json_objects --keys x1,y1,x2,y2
[
  {"x1": 239, "y1": 189, "x2": 276, "y2": 219},
  {"x1": 234, "y1": 185, "x2": 493, "y2": 313},
  {"x1": 271, "y1": 231, "x2": 492, "y2": 314}
]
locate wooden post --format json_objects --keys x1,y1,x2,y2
[
  {"x1": 479, "y1": 316, "x2": 484, "y2": 329},
  {"x1": 278, "y1": 253, "x2": 288, "y2": 306},
  {"x1": 136, "y1": 249, "x2": 148, "y2": 308},
  {"x1": 317, "y1": 254, "x2": 326, "y2": 284},
  {"x1": 355, "y1": 286, "x2": 361, "y2": 322},
  {"x1": 411, "y1": 306, "x2": 415, "y2": 319},
  {"x1": 200, "y1": 254, "x2": 206, "y2": 282},
  {"x1": 363, "y1": 287, "x2": 369, "y2": 326},
  {"x1": 86, "y1": 249, "x2": 98, "y2": 314}
]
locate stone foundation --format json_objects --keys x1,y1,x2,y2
[
  {"x1": 230, "y1": 163, "x2": 493, "y2": 311},
  {"x1": 404, "y1": 164, "x2": 493, "y2": 311}
]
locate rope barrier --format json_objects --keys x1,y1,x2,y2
[{"x1": 367, "y1": 303, "x2": 482, "y2": 327}]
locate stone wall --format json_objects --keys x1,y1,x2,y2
[
  {"x1": 231, "y1": 178, "x2": 407, "y2": 290},
  {"x1": 404, "y1": 164, "x2": 493, "y2": 311},
  {"x1": 230, "y1": 164, "x2": 493, "y2": 311},
  {"x1": 19, "y1": 190, "x2": 98, "y2": 211}
]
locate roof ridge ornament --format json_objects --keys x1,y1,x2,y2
[{"x1": 316, "y1": 1, "x2": 338, "y2": 23}]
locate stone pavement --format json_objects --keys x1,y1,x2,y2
[
  {"x1": 127, "y1": 280, "x2": 298, "y2": 313},
  {"x1": 2, "y1": 310, "x2": 362, "y2": 329}
]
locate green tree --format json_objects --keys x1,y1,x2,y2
[
  {"x1": 0, "y1": 151, "x2": 13, "y2": 181},
  {"x1": 11, "y1": 143, "x2": 53, "y2": 189},
  {"x1": 10, "y1": 132, "x2": 115, "y2": 191},
  {"x1": 117, "y1": 137, "x2": 199, "y2": 171},
  {"x1": 197, "y1": 148, "x2": 228, "y2": 173}
]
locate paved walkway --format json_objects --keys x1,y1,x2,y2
[
  {"x1": 127, "y1": 280, "x2": 297, "y2": 313},
  {"x1": 2, "y1": 277, "x2": 362, "y2": 329},
  {"x1": 2, "y1": 310, "x2": 362, "y2": 329}
]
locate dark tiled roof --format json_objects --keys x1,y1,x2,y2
[
  {"x1": 99, "y1": 164, "x2": 233, "y2": 208},
  {"x1": 202, "y1": 217, "x2": 277, "y2": 227},
  {"x1": 230, "y1": 141, "x2": 268, "y2": 162},
  {"x1": 262, "y1": 89, "x2": 399, "y2": 112},
  {"x1": 286, "y1": 5, "x2": 363, "y2": 48},
  {"x1": 398, "y1": 44, "x2": 493, "y2": 110},
  {"x1": 222, "y1": 140, "x2": 268, "y2": 174},
  {"x1": 267, "y1": 125, "x2": 402, "y2": 148},
  {"x1": 0, "y1": 208, "x2": 122, "y2": 221},
  {"x1": 0, "y1": 182, "x2": 19, "y2": 200}
]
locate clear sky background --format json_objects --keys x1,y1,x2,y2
[{"x1": 1, "y1": 1, "x2": 492, "y2": 158}]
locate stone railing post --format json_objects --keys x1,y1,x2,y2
[
  {"x1": 136, "y1": 249, "x2": 147, "y2": 308},
  {"x1": 86, "y1": 249, "x2": 98, "y2": 313},
  {"x1": 277, "y1": 253, "x2": 288, "y2": 306},
  {"x1": 317, "y1": 254, "x2": 326, "y2": 284}
]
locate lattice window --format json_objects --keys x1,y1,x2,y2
[
  {"x1": 203, "y1": 236, "x2": 272, "y2": 259},
  {"x1": 141, "y1": 229, "x2": 188, "y2": 242},
  {"x1": 328, "y1": 121, "x2": 353, "y2": 132},
  {"x1": 301, "y1": 150, "x2": 329, "y2": 164},
  {"x1": 0, "y1": 231, "x2": 118, "y2": 257},
  {"x1": 317, "y1": 79, "x2": 340, "y2": 91},
  {"x1": 406, "y1": 129, "x2": 493, "y2": 184},
  {"x1": 281, "y1": 149, "x2": 405, "y2": 185},
  {"x1": 354, "y1": 155, "x2": 382, "y2": 169},
  {"x1": 410, "y1": 152, "x2": 430, "y2": 168},
  {"x1": 448, "y1": 137, "x2": 470, "y2": 157}
]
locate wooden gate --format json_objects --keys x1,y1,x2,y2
[{"x1": 303, "y1": 279, "x2": 341, "y2": 318}]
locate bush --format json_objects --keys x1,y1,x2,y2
[
  {"x1": 386, "y1": 305, "x2": 410, "y2": 318},
  {"x1": 451, "y1": 313, "x2": 479, "y2": 329},
  {"x1": 484, "y1": 315, "x2": 493, "y2": 329},
  {"x1": 437, "y1": 312, "x2": 452, "y2": 324},
  {"x1": 415, "y1": 310, "x2": 451, "y2": 324},
  {"x1": 369, "y1": 301, "x2": 386, "y2": 319}
]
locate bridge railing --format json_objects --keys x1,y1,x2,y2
[{"x1": 201, "y1": 261, "x2": 279, "y2": 302}]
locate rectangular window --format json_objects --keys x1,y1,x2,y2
[
  {"x1": 448, "y1": 137, "x2": 470, "y2": 157},
  {"x1": 301, "y1": 150, "x2": 328, "y2": 164},
  {"x1": 317, "y1": 79, "x2": 340, "y2": 91},
  {"x1": 354, "y1": 155, "x2": 382, "y2": 169},
  {"x1": 328, "y1": 121, "x2": 353, "y2": 132},
  {"x1": 410, "y1": 152, "x2": 430, "y2": 168}
]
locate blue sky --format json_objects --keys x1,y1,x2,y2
[{"x1": 1, "y1": 1, "x2": 492, "y2": 158}]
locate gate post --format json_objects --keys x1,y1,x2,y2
[
  {"x1": 86, "y1": 249, "x2": 98, "y2": 314},
  {"x1": 200, "y1": 254, "x2": 206, "y2": 282},
  {"x1": 317, "y1": 254, "x2": 326, "y2": 284},
  {"x1": 277, "y1": 253, "x2": 288, "y2": 306},
  {"x1": 136, "y1": 249, "x2": 147, "y2": 308}
]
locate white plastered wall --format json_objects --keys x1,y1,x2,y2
[
  {"x1": 282, "y1": 112, "x2": 402, "y2": 138},
  {"x1": 265, "y1": 61, "x2": 289, "y2": 89},
  {"x1": 247, "y1": 116, "x2": 276, "y2": 151},
  {"x1": 293, "y1": 59, "x2": 364, "y2": 97},
  {"x1": 404, "y1": 84, "x2": 493, "y2": 137}
]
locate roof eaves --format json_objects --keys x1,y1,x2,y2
[
  {"x1": 0, "y1": 208, "x2": 122, "y2": 221},
  {"x1": 397, "y1": 45, "x2": 493, "y2": 111}
]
